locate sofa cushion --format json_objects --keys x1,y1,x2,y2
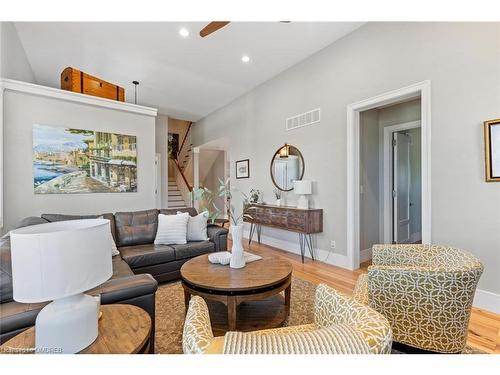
[
  {"x1": 41, "y1": 213, "x2": 117, "y2": 242},
  {"x1": 170, "y1": 241, "x2": 215, "y2": 261},
  {"x1": 119, "y1": 243, "x2": 175, "y2": 269},
  {"x1": 115, "y1": 209, "x2": 159, "y2": 247},
  {"x1": 111, "y1": 255, "x2": 134, "y2": 278}
]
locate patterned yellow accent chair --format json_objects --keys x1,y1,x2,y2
[
  {"x1": 353, "y1": 244, "x2": 484, "y2": 353},
  {"x1": 182, "y1": 284, "x2": 392, "y2": 354}
]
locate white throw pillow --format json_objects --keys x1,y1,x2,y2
[
  {"x1": 110, "y1": 234, "x2": 120, "y2": 257},
  {"x1": 99, "y1": 216, "x2": 120, "y2": 256},
  {"x1": 178, "y1": 210, "x2": 209, "y2": 242},
  {"x1": 154, "y1": 212, "x2": 190, "y2": 245}
]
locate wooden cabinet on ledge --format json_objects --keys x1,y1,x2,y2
[{"x1": 244, "y1": 204, "x2": 323, "y2": 263}]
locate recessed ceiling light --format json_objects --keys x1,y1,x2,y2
[
  {"x1": 179, "y1": 28, "x2": 190, "y2": 37},
  {"x1": 241, "y1": 55, "x2": 250, "y2": 63}
]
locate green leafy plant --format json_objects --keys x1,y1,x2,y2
[
  {"x1": 189, "y1": 178, "x2": 256, "y2": 226},
  {"x1": 189, "y1": 186, "x2": 221, "y2": 224}
]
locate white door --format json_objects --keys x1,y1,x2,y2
[{"x1": 393, "y1": 132, "x2": 411, "y2": 243}]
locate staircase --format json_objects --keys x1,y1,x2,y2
[
  {"x1": 169, "y1": 121, "x2": 193, "y2": 208},
  {"x1": 168, "y1": 178, "x2": 187, "y2": 208}
]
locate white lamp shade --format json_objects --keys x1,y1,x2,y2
[
  {"x1": 9, "y1": 219, "x2": 113, "y2": 303},
  {"x1": 293, "y1": 180, "x2": 312, "y2": 195}
]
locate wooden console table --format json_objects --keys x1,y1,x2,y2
[{"x1": 245, "y1": 204, "x2": 323, "y2": 263}]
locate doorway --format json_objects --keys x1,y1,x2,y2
[
  {"x1": 347, "y1": 81, "x2": 431, "y2": 270},
  {"x1": 384, "y1": 122, "x2": 422, "y2": 245},
  {"x1": 359, "y1": 102, "x2": 422, "y2": 262},
  {"x1": 194, "y1": 137, "x2": 231, "y2": 218}
]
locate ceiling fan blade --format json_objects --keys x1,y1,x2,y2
[{"x1": 199, "y1": 22, "x2": 230, "y2": 37}]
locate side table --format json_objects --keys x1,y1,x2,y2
[{"x1": 0, "y1": 304, "x2": 151, "y2": 354}]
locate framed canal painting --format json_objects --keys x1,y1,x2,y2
[
  {"x1": 484, "y1": 119, "x2": 500, "y2": 182},
  {"x1": 33, "y1": 124, "x2": 138, "y2": 194}
]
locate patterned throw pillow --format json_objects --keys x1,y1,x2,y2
[
  {"x1": 154, "y1": 212, "x2": 190, "y2": 245},
  {"x1": 179, "y1": 210, "x2": 209, "y2": 242}
]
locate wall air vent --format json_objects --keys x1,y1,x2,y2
[{"x1": 286, "y1": 108, "x2": 321, "y2": 131}]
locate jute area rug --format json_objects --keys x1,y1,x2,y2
[{"x1": 153, "y1": 277, "x2": 483, "y2": 354}]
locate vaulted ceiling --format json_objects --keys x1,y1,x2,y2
[{"x1": 15, "y1": 22, "x2": 363, "y2": 121}]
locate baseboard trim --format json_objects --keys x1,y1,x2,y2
[
  {"x1": 360, "y1": 248, "x2": 372, "y2": 263},
  {"x1": 242, "y1": 226, "x2": 350, "y2": 269},
  {"x1": 473, "y1": 289, "x2": 500, "y2": 314}
]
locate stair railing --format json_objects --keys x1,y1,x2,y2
[
  {"x1": 177, "y1": 121, "x2": 193, "y2": 157},
  {"x1": 176, "y1": 122, "x2": 193, "y2": 171}
]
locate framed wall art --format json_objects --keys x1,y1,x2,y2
[
  {"x1": 33, "y1": 124, "x2": 137, "y2": 194},
  {"x1": 484, "y1": 119, "x2": 500, "y2": 182},
  {"x1": 235, "y1": 159, "x2": 250, "y2": 179}
]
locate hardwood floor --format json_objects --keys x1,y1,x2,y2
[{"x1": 236, "y1": 239, "x2": 500, "y2": 354}]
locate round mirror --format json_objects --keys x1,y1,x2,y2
[{"x1": 270, "y1": 144, "x2": 305, "y2": 191}]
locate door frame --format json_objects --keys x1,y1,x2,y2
[
  {"x1": 155, "y1": 153, "x2": 161, "y2": 208},
  {"x1": 346, "y1": 80, "x2": 431, "y2": 270},
  {"x1": 383, "y1": 120, "x2": 421, "y2": 244}
]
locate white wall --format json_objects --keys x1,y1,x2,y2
[
  {"x1": 201, "y1": 150, "x2": 226, "y2": 213},
  {"x1": 155, "y1": 114, "x2": 169, "y2": 208},
  {"x1": 193, "y1": 22, "x2": 500, "y2": 296},
  {"x1": 378, "y1": 99, "x2": 421, "y2": 127},
  {"x1": 360, "y1": 109, "x2": 380, "y2": 251},
  {"x1": 0, "y1": 22, "x2": 35, "y2": 83},
  {"x1": 2, "y1": 89, "x2": 156, "y2": 233}
]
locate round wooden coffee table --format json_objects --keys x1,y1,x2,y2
[
  {"x1": 181, "y1": 254, "x2": 293, "y2": 332},
  {"x1": 0, "y1": 305, "x2": 151, "y2": 354}
]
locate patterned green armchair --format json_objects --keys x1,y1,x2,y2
[
  {"x1": 183, "y1": 284, "x2": 392, "y2": 354},
  {"x1": 353, "y1": 244, "x2": 483, "y2": 353}
]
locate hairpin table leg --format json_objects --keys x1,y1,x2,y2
[
  {"x1": 298, "y1": 233, "x2": 305, "y2": 263},
  {"x1": 248, "y1": 223, "x2": 255, "y2": 245},
  {"x1": 305, "y1": 234, "x2": 315, "y2": 260}
]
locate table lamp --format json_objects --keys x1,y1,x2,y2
[
  {"x1": 9, "y1": 219, "x2": 112, "y2": 354},
  {"x1": 294, "y1": 180, "x2": 312, "y2": 209}
]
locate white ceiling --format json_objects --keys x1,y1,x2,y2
[{"x1": 15, "y1": 22, "x2": 363, "y2": 121}]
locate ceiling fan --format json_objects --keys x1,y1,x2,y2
[{"x1": 199, "y1": 21, "x2": 291, "y2": 38}]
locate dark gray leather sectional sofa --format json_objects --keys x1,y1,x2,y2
[{"x1": 0, "y1": 207, "x2": 228, "y2": 353}]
